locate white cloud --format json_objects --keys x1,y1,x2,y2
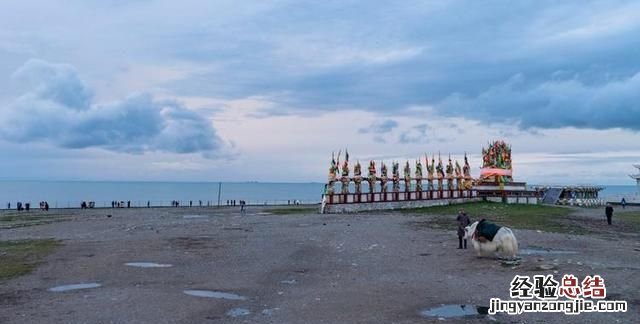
[{"x1": 0, "y1": 59, "x2": 224, "y2": 156}]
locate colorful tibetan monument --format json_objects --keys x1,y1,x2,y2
[{"x1": 479, "y1": 140, "x2": 513, "y2": 184}]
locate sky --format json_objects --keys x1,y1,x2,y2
[{"x1": 0, "y1": 0, "x2": 639, "y2": 184}]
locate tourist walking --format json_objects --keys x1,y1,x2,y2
[
  {"x1": 605, "y1": 203, "x2": 614, "y2": 225},
  {"x1": 456, "y1": 209, "x2": 471, "y2": 249}
]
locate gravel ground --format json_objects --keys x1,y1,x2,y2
[{"x1": 0, "y1": 205, "x2": 638, "y2": 323}]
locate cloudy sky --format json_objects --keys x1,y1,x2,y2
[{"x1": 0, "y1": 0, "x2": 639, "y2": 184}]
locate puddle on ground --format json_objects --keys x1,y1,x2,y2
[
  {"x1": 420, "y1": 304, "x2": 489, "y2": 318},
  {"x1": 183, "y1": 215, "x2": 208, "y2": 219},
  {"x1": 125, "y1": 262, "x2": 173, "y2": 268},
  {"x1": 520, "y1": 246, "x2": 577, "y2": 255},
  {"x1": 501, "y1": 259, "x2": 522, "y2": 267},
  {"x1": 280, "y1": 279, "x2": 297, "y2": 285},
  {"x1": 255, "y1": 212, "x2": 272, "y2": 215},
  {"x1": 183, "y1": 290, "x2": 247, "y2": 300},
  {"x1": 261, "y1": 308, "x2": 277, "y2": 316},
  {"x1": 227, "y1": 308, "x2": 251, "y2": 317},
  {"x1": 48, "y1": 283, "x2": 102, "y2": 292}
]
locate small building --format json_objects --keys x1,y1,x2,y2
[
  {"x1": 630, "y1": 164, "x2": 640, "y2": 192},
  {"x1": 535, "y1": 185, "x2": 604, "y2": 207},
  {"x1": 606, "y1": 164, "x2": 640, "y2": 205},
  {"x1": 474, "y1": 181, "x2": 539, "y2": 205}
]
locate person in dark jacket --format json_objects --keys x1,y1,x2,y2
[
  {"x1": 605, "y1": 204, "x2": 614, "y2": 225},
  {"x1": 456, "y1": 209, "x2": 471, "y2": 249}
]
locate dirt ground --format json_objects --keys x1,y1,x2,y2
[{"x1": 0, "y1": 205, "x2": 638, "y2": 323}]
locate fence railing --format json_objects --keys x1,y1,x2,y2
[
  {"x1": 323, "y1": 189, "x2": 479, "y2": 204},
  {"x1": 2, "y1": 199, "x2": 320, "y2": 210}
]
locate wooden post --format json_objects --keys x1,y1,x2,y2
[{"x1": 217, "y1": 182, "x2": 222, "y2": 207}]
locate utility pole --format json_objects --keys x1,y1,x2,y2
[{"x1": 217, "y1": 182, "x2": 222, "y2": 207}]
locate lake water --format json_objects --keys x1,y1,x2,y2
[
  {"x1": 599, "y1": 185, "x2": 638, "y2": 198},
  {"x1": 0, "y1": 181, "x2": 636, "y2": 209},
  {"x1": 0, "y1": 181, "x2": 325, "y2": 208}
]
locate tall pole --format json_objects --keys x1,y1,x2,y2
[{"x1": 217, "y1": 182, "x2": 222, "y2": 207}]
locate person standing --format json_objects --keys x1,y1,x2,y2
[
  {"x1": 456, "y1": 209, "x2": 471, "y2": 249},
  {"x1": 621, "y1": 197, "x2": 626, "y2": 209},
  {"x1": 605, "y1": 203, "x2": 614, "y2": 225}
]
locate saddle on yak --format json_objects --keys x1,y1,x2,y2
[{"x1": 475, "y1": 219, "x2": 501, "y2": 242}]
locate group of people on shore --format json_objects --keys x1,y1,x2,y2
[
  {"x1": 5, "y1": 198, "x2": 301, "y2": 210},
  {"x1": 81, "y1": 201, "x2": 96, "y2": 209},
  {"x1": 6, "y1": 201, "x2": 50, "y2": 211},
  {"x1": 10, "y1": 201, "x2": 30, "y2": 211},
  {"x1": 226, "y1": 200, "x2": 247, "y2": 211},
  {"x1": 39, "y1": 201, "x2": 49, "y2": 211},
  {"x1": 111, "y1": 201, "x2": 130, "y2": 208}
]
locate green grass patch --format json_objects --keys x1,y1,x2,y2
[
  {"x1": 401, "y1": 201, "x2": 570, "y2": 218},
  {"x1": 616, "y1": 210, "x2": 640, "y2": 219},
  {"x1": 0, "y1": 239, "x2": 62, "y2": 280},
  {"x1": 615, "y1": 211, "x2": 640, "y2": 231},
  {"x1": 403, "y1": 201, "x2": 581, "y2": 234},
  {"x1": 0, "y1": 214, "x2": 47, "y2": 222},
  {"x1": 268, "y1": 207, "x2": 319, "y2": 215},
  {"x1": 0, "y1": 212, "x2": 71, "y2": 229}
]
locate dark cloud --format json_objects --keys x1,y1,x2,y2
[
  {"x1": 373, "y1": 136, "x2": 386, "y2": 144},
  {"x1": 439, "y1": 72, "x2": 640, "y2": 130},
  {"x1": 0, "y1": 59, "x2": 223, "y2": 155},
  {"x1": 398, "y1": 124, "x2": 432, "y2": 144},
  {"x1": 12, "y1": 59, "x2": 93, "y2": 110},
  {"x1": 155, "y1": 1, "x2": 640, "y2": 130},
  {"x1": 3, "y1": 1, "x2": 640, "y2": 132},
  {"x1": 358, "y1": 119, "x2": 398, "y2": 134}
]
